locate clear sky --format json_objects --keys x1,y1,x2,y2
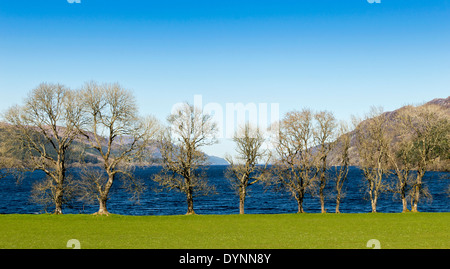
[{"x1": 1, "y1": 0, "x2": 449, "y2": 158}]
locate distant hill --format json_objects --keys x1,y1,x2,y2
[
  {"x1": 149, "y1": 148, "x2": 229, "y2": 166},
  {"x1": 206, "y1": 155, "x2": 229, "y2": 165},
  {"x1": 327, "y1": 96, "x2": 450, "y2": 171},
  {"x1": 427, "y1": 96, "x2": 450, "y2": 109},
  {"x1": 0, "y1": 123, "x2": 229, "y2": 167}
]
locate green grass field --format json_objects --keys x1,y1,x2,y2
[{"x1": 0, "y1": 213, "x2": 448, "y2": 249}]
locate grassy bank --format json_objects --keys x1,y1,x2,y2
[{"x1": 0, "y1": 213, "x2": 448, "y2": 249}]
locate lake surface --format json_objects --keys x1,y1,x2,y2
[{"x1": 0, "y1": 166, "x2": 448, "y2": 215}]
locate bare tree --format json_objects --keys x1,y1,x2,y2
[
  {"x1": 3, "y1": 83, "x2": 83, "y2": 214},
  {"x1": 353, "y1": 107, "x2": 390, "y2": 213},
  {"x1": 384, "y1": 111, "x2": 416, "y2": 212},
  {"x1": 268, "y1": 109, "x2": 317, "y2": 213},
  {"x1": 225, "y1": 123, "x2": 271, "y2": 214},
  {"x1": 78, "y1": 81, "x2": 159, "y2": 215},
  {"x1": 313, "y1": 111, "x2": 337, "y2": 213},
  {"x1": 397, "y1": 104, "x2": 449, "y2": 212},
  {"x1": 332, "y1": 121, "x2": 351, "y2": 213},
  {"x1": 154, "y1": 103, "x2": 218, "y2": 215}
]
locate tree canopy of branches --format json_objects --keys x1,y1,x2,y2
[
  {"x1": 225, "y1": 123, "x2": 271, "y2": 214},
  {"x1": 313, "y1": 111, "x2": 337, "y2": 213},
  {"x1": 268, "y1": 109, "x2": 318, "y2": 213},
  {"x1": 332, "y1": 121, "x2": 351, "y2": 213},
  {"x1": 353, "y1": 107, "x2": 390, "y2": 213},
  {"x1": 154, "y1": 103, "x2": 218, "y2": 215}
]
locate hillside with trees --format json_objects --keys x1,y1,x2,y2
[{"x1": 327, "y1": 96, "x2": 450, "y2": 172}]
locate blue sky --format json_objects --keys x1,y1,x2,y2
[{"x1": 1, "y1": 0, "x2": 449, "y2": 158}]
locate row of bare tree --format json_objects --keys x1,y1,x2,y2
[
  {"x1": 352, "y1": 106, "x2": 449, "y2": 213},
  {"x1": 2, "y1": 82, "x2": 159, "y2": 214},
  {"x1": 227, "y1": 105, "x2": 449, "y2": 214},
  {"x1": 1, "y1": 82, "x2": 448, "y2": 215}
]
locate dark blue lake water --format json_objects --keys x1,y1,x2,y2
[{"x1": 0, "y1": 166, "x2": 448, "y2": 215}]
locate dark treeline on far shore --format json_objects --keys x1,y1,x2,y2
[{"x1": 0, "y1": 82, "x2": 449, "y2": 215}]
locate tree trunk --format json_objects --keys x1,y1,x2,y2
[
  {"x1": 411, "y1": 184, "x2": 421, "y2": 212},
  {"x1": 186, "y1": 186, "x2": 195, "y2": 215},
  {"x1": 96, "y1": 197, "x2": 109, "y2": 215},
  {"x1": 320, "y1": 191, "x2": 326, "y2": 213},
  {"x1": 371, "y1": 196, "x2": 378, "y2": 213},
  {"x1": 398, "y1": 171, "x2": 410, "y2": 213},
  {"x1": 239, "y1": 186, "x2": 246, "y2": 214},
  {"x1": 400, "y1": 179, "x2": 408, "y2": 212},
  {"x1": 368, "y1": 179, "x2": 378, "y2": 213},
  {"x1": 296, "y1": 190, "x2": 305, "y2": 213},
  {"x1": 54, "y1": 184, "x2": 63, "y2": 215},
  {"x1": 54, "y1": 159, "x2": 65, "y2": 215},
  {"x1": 239, "y1": 197, "x2": 245, "y2": 215},
  {"x1": 401, "y1": 196, "x2": 408, "y2": 212},
  {"x1": 319, "y1": 160, "x2": 327, "y2": 213},
  {"x1": 411, "y1": 170, "x2": 424, "y2": 213},
  {"x1": 297, "y1": 200, "x2": 305, "y2": 213},
  {"x1": 95, "y1": 173, "x2": 114, "y2": 215},
  {"x1": 400, "y1": 179, "x2": 409, "y2": 212},
  {"x1": 335, "y1": 192, "x2": 341, "y2": 214}
]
